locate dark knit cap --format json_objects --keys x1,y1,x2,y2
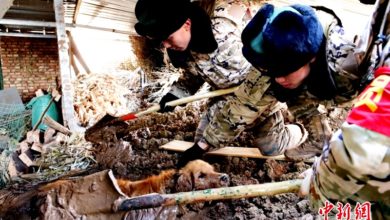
[
  {"x1": 135, "y1": 0, "x2": 192, "y2": 41},
  {"x1": 242, "y1": 4, "x2": 324, "y2": 77}
]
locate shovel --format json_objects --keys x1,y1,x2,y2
[
  {"x1": 113, "y1": 179, "x2": 303, "y2": 211},
  {"x1": 85, "y1": 86, "x2": 238, "y2": 135}
]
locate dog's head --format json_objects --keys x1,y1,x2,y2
[{"x1": 175, "y1": 160, "x2": 229, "y2": 192}]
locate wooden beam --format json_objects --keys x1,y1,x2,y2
[
  {"x1": 54, "y1": 0, "x2": 85, "y2": 133},
  {"x1": 0, "y1": 0, "x2": 14, "y2": 18},
  {"x1": 73, "y1": 0, "x2": 82, "y2": 24},
  {"x1": 69, "y1": 48, "x2": 80, "y2": 75},
  {"x1": 67, "y1": 30, "x2": 91, "y2": 74}
]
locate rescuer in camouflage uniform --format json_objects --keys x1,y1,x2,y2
[
  {"x1": 300, "y1": 67, "x2": 390, "y2": 219},
  {"x1": 178, "y1": 3, "x2": 364, "y2": 165},
  {"x1": 298, "y1": 1, "x2": 390, "y2": 218},
  {"x1": 134, "y1": 0, "x2": 263, "y2": 162}
]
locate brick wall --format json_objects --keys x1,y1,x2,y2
[{"x1": 0, "y1": 37, "x2": 59, "y2": 102}]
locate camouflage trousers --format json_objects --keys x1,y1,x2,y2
[
  {"x1": 195, "y1": 97, "x2": 330, "y2": 156},
  {"x1": 310, "y1": 123, "x2": 390, "y2": 219}
]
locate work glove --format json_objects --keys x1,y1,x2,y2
[
  {"x1": 298, "y1": 157, "x2": 318, "y2": 197},
  {"x1": 177, "y1": 141, "x2": 208, "y2": 168},
  {"x1": 158, "y1": 93, "x2": 179, "y2": 113},
  {"x1": 298, "y1": 168, "x2": 314, "y2": 197}
]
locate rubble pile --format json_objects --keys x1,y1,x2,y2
[
  {"x1": 7, "y1": 128, "x2": 94, "y2": 183},
  {"x1": 73, "y1": 73, "x2": 141, "y2": 127}
]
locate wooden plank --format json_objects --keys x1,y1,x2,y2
[
  {"x1": 82, "y1": 0, "x2": 135, "y2": 11},
  {"x1": 160, "y1": 140, "x2": 193, "y2": 152},
  {"x1": 81, "y1": 1, "x2": 133, "y2": 14},
  {"x1": 76, "y1": 15, "x2": 134, "y2": 31},
  {"x1": 77, "y1": 9, "x2": 134, "y2": 22},
  {"x1": 0, "y1": 0, "x2": 14, "y2": 18},
  {"x1": 160, "y1": 140, "x2": 287, "y2": 160},
  {"x1": 208, "y1": 147, "x2": 286, "y2": 160}
]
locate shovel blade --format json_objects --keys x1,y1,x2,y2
[{"x1": 85, "y1": 114, "x2": 122, "y2": 140}]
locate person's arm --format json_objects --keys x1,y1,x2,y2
[
  {"x1": 177, "y1": 69, "x2": 282, "y2": 167},
  {"x1": 202, "y1": 69, "x2": 281, "y2": 148},
  {"x1": 305, "y1": 69, "x2": 390, "y2": 213},
  {"x1": 323, "y1": 16, "x2": 363, "y2": 102},
  {"x1": 307, "y1": 123, "x2": 390, "y2": 211},
  {"x1": 189, "y1": 3, "x2": 252, "y2": 89},
  {"x1": 161, "y1": 6, "x2": 252, "y2": 110}
]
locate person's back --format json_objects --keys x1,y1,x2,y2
[
  {"x1": 301, "y1": 66, "x2": 390, "y2": 219},
  {"x1": 134, "y1": 0, "x2": 254, "y2": 101},
  {"x1": 134, "y1": 0, "x2": 260, "y2": 164},
  {"x1": 180, "y1": 3, "x2": 363, "y2": 164}
]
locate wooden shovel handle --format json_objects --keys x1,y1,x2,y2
[
  {"x1": 114, "y1": 179, "x2": 303, "y2": 211},
  {"x1": 120, "y1": 86, "x2": 239, "y2": 121}
]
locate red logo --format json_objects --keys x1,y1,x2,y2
[{"x1": 318, "y1": 201, "x2": 372, "y2": 220}]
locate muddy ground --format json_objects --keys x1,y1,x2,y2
[
  {"x1": 0, "y1": 63, "x2": 348, "y2": 218},
  {"x1": 0, "y1": 89, "x2": 348, "y2": 219},
  {"x1": 87, "y1": 99, "x2": 348, "y2": 219}
]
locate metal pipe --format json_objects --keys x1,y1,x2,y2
[
  {"x1": 0, "y1": 18, "x2": 135, "y2": 35},
  {"x1": 0, "y1": 18, "x2": 56, "y2": 27},
  {"x1": 0, "y1": 32, "x2": 56, "y2": 38}
]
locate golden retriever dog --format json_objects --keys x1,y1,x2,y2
[
  {"x1": 116, "y1": 160, "x2": 230, "y2": 220},
  {"x1": 117, "y1": 159, "x2": 230, "y2": 196},
  {"x1": 0, "y1": 160, "x2": 228, "y2": 220}
]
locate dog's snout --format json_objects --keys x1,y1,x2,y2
[{"x1": 220, "y1": 174, "x2": 229, "y2": 183}]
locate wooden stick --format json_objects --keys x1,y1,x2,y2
[
  {"x1": 134, "y1": 86, "x2": 239, "y2": 118},
  {"x1": 165, "y1": 86, "x2": 238, "y2": 107},
  {"x1": 43, "y1": 115, "x2": 71, "y2": 135},
  {"x1": 114, "y1": 179, "x2": 303, "y2": 211}
]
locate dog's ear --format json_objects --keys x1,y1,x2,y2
[{"x1": 175, "y1": 172, "x2": 193, "y2": 192}]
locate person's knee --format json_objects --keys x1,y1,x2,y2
[
  {"x1": 254, "y1": 136, "x2": 287, "y2": 156},
  {"x1": 254, "y1": 123, "x2": 308, "y2": 156}
]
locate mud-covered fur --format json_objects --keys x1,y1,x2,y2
[{"x1": 117, "y1": 160, "x2": 230, "y2": 197}]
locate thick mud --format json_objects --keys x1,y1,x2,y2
[{"x1": 89, "y1": 102, "x2": 324, "y2": 219}]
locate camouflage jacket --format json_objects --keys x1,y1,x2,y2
[
  {"x1": 168, "y1": 0, "x2": 253, "y2": 98},
  {"x1": 310, "y1": 124, "x2": 390, "y2": 219},
  {"x1": 203, "y1": 8, "x2": 359, "y2": 148},
  {"x1": 308, "y1": 2, "x2": 390, "y2": 216},
  {"x1": 309, "y1": 71, "x2": 390, "y2": 218}
]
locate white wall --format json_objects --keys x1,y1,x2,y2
[{"x1": 70, "y1": 28, "x2": 137, "y2": 74}]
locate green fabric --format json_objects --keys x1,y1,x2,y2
[{"x1": 27, "y1": 94, "x2": 59, "y2": 131}]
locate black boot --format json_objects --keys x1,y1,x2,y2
[{"x1": 177, "y1": 143, "x2": 207, "y2": 168}]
